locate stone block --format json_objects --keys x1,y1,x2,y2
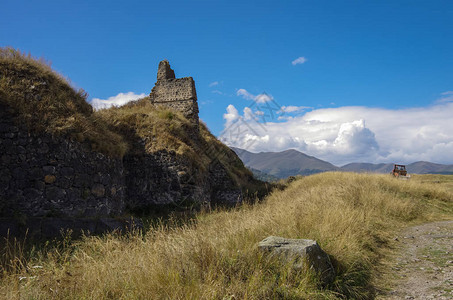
[
  {"x1": 91, "y1": 184, "x2": 105, "y2": 197},
  {"x1": 44, "y1": 175, "x2": 56, "y2": 184},
  {"x1": 258, "y1": 236, "x2": 336, "y2": 285},
  {"x1": 43, "y1": 165, "x2": 56, "y2": 174},
  {"x1": 46, "y1": 186, "x2": 66, "y2": 200}
]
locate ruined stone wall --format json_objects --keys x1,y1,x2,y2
[
  {"x1": 123, "y1": 150, "x2": 242, "y2": 211},
  {"x1": 151, "y1": 77, "x2": 197, "y2": 102},
  {"x1": 150, "y1": 60, "x2": 199, "y2": 127},
  {"x1": 0, "y1": 103, "x2": 126, "y2": 218},
  {"x1": 207, "y1": 160, "x2": 243, "y2": 205},
  {"x1": 150, "y1": 78, "x2": 199, "y2": 122},
  {"x1": 0, "y1": 101, "x2": 242, "y2": 222},
  {"x1": 123, "y1": 150, "x2": 210, "y2": 211}
]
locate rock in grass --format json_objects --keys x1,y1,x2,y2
[{"x1": 258, "y1": 236, "x2": 336, "y2": 285}]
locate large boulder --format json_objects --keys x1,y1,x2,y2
[{"x1": 258, "y1": 236, "x2": 336, "y2": 285}]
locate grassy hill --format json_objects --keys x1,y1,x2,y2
[
  {"x1": 95, "y1": 98, "x2": 260, "y2": 193},
  {"x1": 0, "y1": 47, "x2": 128, "y2": 157},
  {"x1": 0, "y1": 48, "x2": 264, "y2": 201},
  {"x1": 2, "y1": 172, "x2": 452, "y2": 299}
]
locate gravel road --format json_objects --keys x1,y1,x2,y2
[{"x1": 379, "y1": 221, "x2": 453, "y2": 299}]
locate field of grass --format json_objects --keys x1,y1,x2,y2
[{"x1": 1, "y1": 172, "x2": 452, "y2": 299}]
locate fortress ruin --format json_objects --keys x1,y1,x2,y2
[
  {"x1": 0, "y1": 56, "x2": 249, "y2": 238},
  {"x1": 149, "y1": 60, "x2": 199, "y2": 127}
]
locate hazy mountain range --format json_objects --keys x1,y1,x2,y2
[
  {"x1": 232, "y1": 147, "x2": 453, "y2": 179},
  {"x1": 231, "y1": 147, "x2": 339, "y2": 179}
]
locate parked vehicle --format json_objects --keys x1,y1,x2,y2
[{"x1": 390, "y1": 164, "x2": 411, "y2": 179}]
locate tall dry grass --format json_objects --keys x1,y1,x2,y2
[
  {"x1": 1, "y1": 173, "x2": 452, "y2": 299},
  {"x1": 95, "y1": 101, "x2": 263, "y2": 198},
  {"x1": 0, "y1": 47, "x2": 128, "y2": 157}
]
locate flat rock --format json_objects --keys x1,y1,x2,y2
[{"x1": 258, "y1": 236, "x2": 336, "y2": 285}]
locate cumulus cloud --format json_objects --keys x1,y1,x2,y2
[
  {"x1": 236, "y1": 89, "x2": 273, "y2": 103},
  {"x1": 333, "y1": 120, "x2": 379, "y2": 155},
  {"x1": 220, "y1": 100, "x2": 453, "y2": 166},
  {"x1": 91, "y1": 92, "x2": 146, "y2": 110},
  {"x1": 291, "y1": 56, "x2": 307, "y2": 65},
  {"x1": 223, "y1": 104, "x2": 239, "y2": 128}
]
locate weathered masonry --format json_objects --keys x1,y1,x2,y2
[
  {"x1": 0, "y1": 58, "x2": 248, "y2": 237},
  {"x1": 149, "y1": 60, "x2": 199, "y2": 127}
]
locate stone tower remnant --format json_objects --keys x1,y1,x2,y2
[{"x1": 150, "y1": 60, "x2": 199, "y2": 127}]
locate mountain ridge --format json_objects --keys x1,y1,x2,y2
[
  {"x1": 232, "y1": 147, "x2": 453, "y2": 178},
  {"x1": 231, "y1": 147, "x2": 339, "y2": 178}
]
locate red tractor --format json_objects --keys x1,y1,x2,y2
[{"x1": 390, "y1": 164, "x2": 411, "y2": 179}]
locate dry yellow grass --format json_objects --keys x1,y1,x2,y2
[
  {"x1": 95, "y1": 100, "x2": 262, "y2": 197},
  {"x1": 0, "y1": 47, "x2": 128, "y2": 157},
  {"x1": 1, "y1": 172, "x2": 452, "y2": 299},
  {"x1": 95, "y1": 99, "x2": 199, "y2": 157}
]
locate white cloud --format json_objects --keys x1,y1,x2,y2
[
  {"x1": 237, "y1": 89, "x2": 255, "y2": 100},
  {"x1": 200, "y1": 99, "x2": 213, "y2": 105},
  {"x1": 220, "y1": 100, "x2": 453, "y2": 166},
  {"x1": 223, "y1": 104, "x2": 239, "y2": 128},
  {"x1": 279, "y1": 105, "x2": 310, "y2": 113},
  {"x1": 291, "y1": 56, "x2": 307, "y2": 65},
  {"x1": 436, "y1": 91, "x2": 453, "y2": 103},
  {"x1": 236, "y1": 89, "x2": 273, "y2": 103},
  {"x1": 212, "y1": 90, "x2": 223, "y2": 95},
  {"x1": 333, "y1": 119, "x2": 379, "y2": 155},
  {"x1": 209, "y1": 81, "x2": 219, "y2": 87},
  {"x1": 243, "y1": 107, "x2": 255, "y2": 121},
  {"x1": 91, "y1": 92, "x2": 146, "y2": 110},
  {"x1": 255, "y1": 93, "x2": 273, "y2": 103}
]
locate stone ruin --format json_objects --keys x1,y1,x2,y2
[
  {"x1": 149, "y1": 60, "x2": 199, "y2": 128},
  {"x1": 0, "y1": 59, "x2": 246, "y2": 238}
]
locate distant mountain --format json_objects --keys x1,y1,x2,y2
[
  {"x1": 231, "y1": 147, "x2": 339, "y2": 178},
  {"x1": 232, "y1": 147, "x2": 453, "y2": 179},
  {"x1": 341, "y1": 163, "x2": 394, "y2": 173},
  {"x1": 407, "y1": 161, "x2": 453, "y2": 174}
]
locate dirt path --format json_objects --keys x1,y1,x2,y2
[{"x1": 379, "y1": 221, "x2": 453, "y2": 299}]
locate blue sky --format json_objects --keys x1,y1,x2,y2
[{"x1": 2, "y1": 1, "x2": 453, "y2": 165}]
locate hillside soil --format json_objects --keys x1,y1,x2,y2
[{"x1": 378, "y1": 221, "x2": 453, "y2": 300}]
